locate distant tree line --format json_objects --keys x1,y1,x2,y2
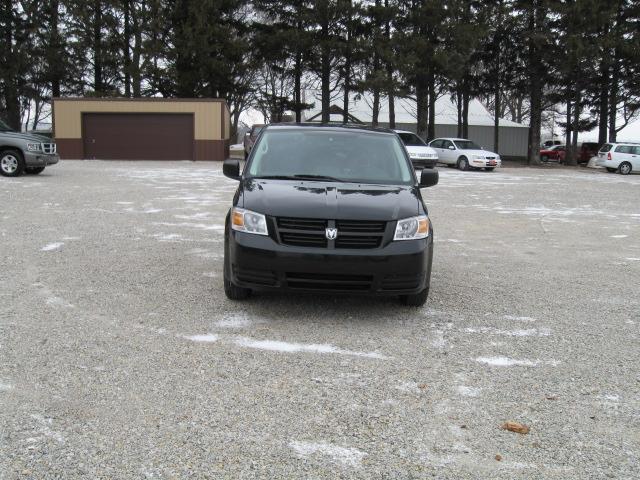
[{"x1": 1, "y1": 0, "x2": 638, "y2": 164}]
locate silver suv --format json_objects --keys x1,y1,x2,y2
[
  {"x1": 0, "y1": 119, "x2": 59, "y2": 177},
  {"x1": 596, "y1": 142, "x2": 640, "y2": 175}
]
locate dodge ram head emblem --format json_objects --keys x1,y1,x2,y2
[{"x1": 325, "y1": 228, "x2": 338, "y2": 240}]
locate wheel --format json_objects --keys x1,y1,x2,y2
[
  {"x1": 0, "y1": 149, "x2": 25, "y2": 177},
  {"x1": 541, "y1": 155, "x2": 548, "y2": 163},
  {"x1": 619, "y1": 162, "x2": 632, "y2": 175},
  {"x1": 25, "y1": 167, "x2": 45, "y2": 175},
  {"x1": 457, "y1": 157, "x2": 469, "y2": 171},
  {"x1": 606, "y1": 167, "x2": 617, "y2": 173},
  {"x1": 400, "y1": 287, "x2": 429, "y2": 307},
  {"x1": 485, "y1": 167, "x2": 495, "y2": 172},
  {"x1": 223, "y1": 230, "x2": 251, "y2": 300}
]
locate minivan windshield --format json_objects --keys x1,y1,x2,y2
[
  {"x1": 454, "y1": 140, "x2": 482, "y2": 150},
  {"x1": 247, "y1": 129, "x2": 413, "y2": 185},
  {"x1": 0, "y1": 119, "x2": 13, "y2": 132}
]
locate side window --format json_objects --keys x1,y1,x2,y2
[
  {"x1": 599, "y1": 144, "x2": 612, "y2": 152},
  {"x1": 442, "y1": 140, "x2": 454, "y2": 149},
  {"x1": 430, "y1": 140, "x2": 442, "y2": 148},
  {"x1": 632, "y1": 146, "x2": 640, "y2": 155},
  {"x1": 615, "y1": 145, "x2": 632, "y2": 154}
]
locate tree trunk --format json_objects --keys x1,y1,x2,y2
[
  {"x1": 388, "y1": 77, "x2": 395, "y2": 129},
  {"x1": 294, "y1": 46, "x2": 302, "y2": 122},
  {"x1": 123, "y1": 0, "x2": 131, "y2": 97},
  {"x1": 50, "y1": 0, "x2": 61, "y2": 98},
  {"x1": 427, "y1": 71, "x2": 435, "y2": 140},
  {"x1": 372, "y1": 87, "x2": 380, "y2": 127},
  {"x1": 462, "y1": 90, "x2": 470, "y2": 139},
  {"x1": 565, "y1": 99, "x2": 572, "y2": 157},
  {"x1": 2, "y1": 0, "x2": 20, "y2": 129},
  {"x1": 416, "y1": 77, "x2": 428, "y2": 140},
  {"x1": 526, "y1": 3, "x2": 542, "y2": 165},
  {"x1": 568, "y1": 95, "x2": 580, "y2": 166},
  {"x1": 456, "y1": 90, "x2": 462, "y2": 138},
  {"x1": 320, "y1": 1, "x2": 330, "y2": 123},
  {"x1": 93, "y1": 0, "x2": 103, "y2": 95},
  {"x1": 343, "y1": 42, "x2": 351, "y2": 123},
  {"x1": 597, "y1": 62, "x2": 609, "y2": 145},
  {"x1": 493, "y1": 86, "x2": 500, "y2": 154}
]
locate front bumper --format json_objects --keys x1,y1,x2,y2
[
  {"x1": 410, "y1": 157, "x2": 438, "y2": 168},
  {"x1": 471, "y1": 158, "x2": 501, "y2": 168},
  {"x1": 25, "y1": 152, "x2": 59, "y2": 167},
  {"x1": 227, "y1": 230, "x2": 433, "y2": 295}
]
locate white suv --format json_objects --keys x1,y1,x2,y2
[{"x1": 597, "y1": 142, "x2": 640, "y2": 175}]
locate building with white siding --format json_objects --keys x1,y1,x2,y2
[{"x1": 304, "y1": 93, "x2": 529, "y2": 158}]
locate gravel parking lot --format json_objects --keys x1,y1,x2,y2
[{"x1": 1, "y1": 161, "x2": 638, "y2": 479}]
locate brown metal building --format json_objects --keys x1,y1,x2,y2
[{"x1": 53, "y1": 98, "x2": 231, "y2": 161}]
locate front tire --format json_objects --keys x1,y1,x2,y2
[
  {"x1": 457, "y1": 157, "x2": 469, "y2": 171},
  {"x1": 25, "y1": 167, "x2": 46, "y2": 175},
  {"x1": 401, "y1": 287, "x2": 429, "y2": 307},
  {"x1": 541, "y1": 155, "x2": 548, "y2": 163},
  {"x1": 619, "y1": 162, "x2": 632, "y2": 175},
  {"x1": 0, "y1": 149, "x2": 25, "y2": 177}
]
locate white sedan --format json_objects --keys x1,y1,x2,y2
[
  {"x1": 394, "y1": 130, "x2": 438, "y2": 168},
  {"x1": 428, "y1": 137, "x2": 501, "y2": 171}
]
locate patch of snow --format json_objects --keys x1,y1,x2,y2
[
  {"x1": 234, "y1": 337, "x2": 388, "y2": 359},
  {"x1": 475, "y1": 356, "x2": 540, "y2": 367},
  {"x1": 183, "y1": 334, "x2": 218, "y2": 343},
  {"x1": 0, "y1": 381, "x2": 12, "y2": 392},
  {"x1": 45, "y1": 296, "x2": 74, "y2": 308},
  {"x1": 202, "y1": 272, "x2": 218, "y2": 278},
  {"x1": 215, "y1": 313, "x2": 261, "y2": 329},
  {"x1": 289, "y1": 441, "x2": 366, "y2": 468},
  {"x1": 465, "y1": 327, "x2": 550, "y2": 337},
  {"x1": 610, "y1": 234, "x2": 628, "y2": 238},
  {"x1": 41, "y1": 242, "x2": 64, "y2": 251},
  {"x1": 503, "y1": 315, "x2": 536, "y2": 322},
  {"x1": 30, "y1": 414, "x2": 65, "y2": 443},
  {"x1": 457, "y1": 386, "x2": 481, "y2": 397}
]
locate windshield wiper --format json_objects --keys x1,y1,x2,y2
[{"x1": 255, "y1": 174, "x2": 343, "y2": 182}]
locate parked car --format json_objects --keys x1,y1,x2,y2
[
  {"x1": 243, "y1": 124, "x2": 264, "y2": 160},
  {"x1": 540, "y1": 145, "x2": 565, "y2": 163},
  {"x1": 0, "y1": 119, "x2": 59, "y2": 177},
  {"x1": 428, "y1": 137, "x2": 501, "y2": 171},
  {"x1": 222, "y1": 123, "x2": 439, "y2": 306},
  {"x1": 578, "y1": 142, "x2": 600, "y2": 164},
  {"x1": 394, "y1": 129, "x2": 438, "y2": 168},
  {"x1": 541, "y1": 139, "x2": 562, "y2": 148},
  {"x1": 597, "y1": 142, "x2": 640, "y2": 175}
]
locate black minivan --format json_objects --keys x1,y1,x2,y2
[{"x1": 222, "y1": 124, "x2": 438, "y2": 306}]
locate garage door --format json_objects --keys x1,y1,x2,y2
[{"x1": 82, "y1": 113, "x2": 194, "y2": 160}]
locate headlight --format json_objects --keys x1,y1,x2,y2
[
  {"x1": 27, "y1": 143, "x2": 42, "y2": 152},
  {"x1": 394, "y1": 215, "x2": 430, "y2": 241},
  {"x1": 231, "y1": 207, "x2": 268, "y2": 235}
]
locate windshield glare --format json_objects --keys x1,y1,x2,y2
[
  {"x1": 398, "y1": 132, "x2": 426, "y2": 147},
  {"x1": 247, "y1": 130, "x2": 413, "y2": 185},
  {"x1": 454, "y1": 140, "x2": 482, "y2": 150}
]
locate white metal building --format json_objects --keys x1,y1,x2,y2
[{"x1": 304, "y1": 93, "x2": 529, "y2": 158}]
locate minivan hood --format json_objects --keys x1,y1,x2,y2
[
  {"x1": 240, "y1": 179, "x2": 422, "y2": 221},
  {"x1": 0, "y1": 131, "x2": 51, "y2": 143}
]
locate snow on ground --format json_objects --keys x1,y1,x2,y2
[{"x1": 289, "y1": 441, "x2": 367, "y2": 468}]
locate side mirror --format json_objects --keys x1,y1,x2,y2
[
  {"x1": 420, "y1": 168, "x2": 439, "y2": 188},
  {"x1": 223, "y1": 159, "x2": 241, "y2": 180},
  {"x1": 448, "y1": 145, "x2": 455, "y2": 150}
]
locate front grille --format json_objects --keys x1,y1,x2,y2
[
  {"x1": 233, "y1": 266, "x2": 277, "y2": 286},
  {"x1": 276, "y1": 217, "x2": 386, "y2": 250},
  {"x1": 286, "y1": 272, "x2": 373, "y2": 291},
  {"x1": 42, "y1": 143, "x2": 56, "y2": 154},
  {"x1": 280, "y1": 232, "x2": 327, "y2": 248}
]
